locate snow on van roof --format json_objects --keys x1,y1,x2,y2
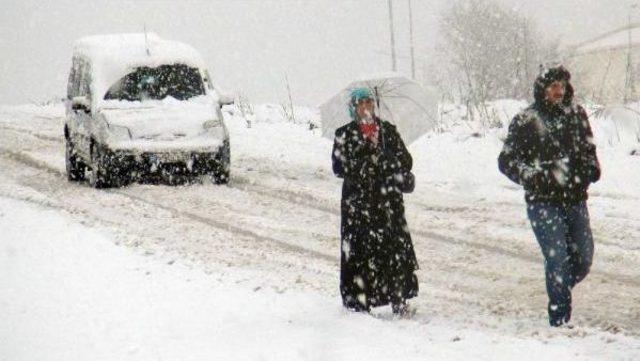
[{"x1": 72, "y1": 33, "x2": 208, "y2": 108}]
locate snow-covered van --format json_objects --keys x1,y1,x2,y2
[{"x1": 64, "y1": 33, "x2": 231, "y2": 187}]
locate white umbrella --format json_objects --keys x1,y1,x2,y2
[{"x1": 320, "y1": 73, "x2": 439, "y2": 145}]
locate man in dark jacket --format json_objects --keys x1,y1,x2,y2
[
  {"x1": 332, "y1": 88, "x2": 419, "y2": 316},
  {"x1": 498, "y1": 65, "x2": 601, "y2": 327}
]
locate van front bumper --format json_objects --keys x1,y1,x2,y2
[{"x1": 101, "y1": 139, "x2": 230, "y2": 180}]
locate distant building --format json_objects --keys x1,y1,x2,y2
[{"x1": 565, "y1": 23, "x2": 640, "y2": 105}]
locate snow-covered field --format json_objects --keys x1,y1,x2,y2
[{"x1": 1, "y1": 101, "x2": 639, "y2": 360}]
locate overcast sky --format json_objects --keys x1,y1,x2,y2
[{"x1": 0, "y1": 0, "x2": 634, "y2": 106}]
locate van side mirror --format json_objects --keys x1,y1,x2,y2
[{"x1": 71, "y1": 96, "x2": 90, "y2": 113}]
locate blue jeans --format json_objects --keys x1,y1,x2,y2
[{"x1": 527, "y1": 201, "x2": 594, "y2": 326}]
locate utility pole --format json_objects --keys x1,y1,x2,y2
[
  {"x1": 388, "y1": 0, "x2": 397, "y2": 72},
  {"x1": 284, "y1": 73, "x2": 296, "y2": 124},
  {"x1": 144, "y1": 23, "x2": 150, "y2": 56},
  {"x1": 625, "y1": 3, "x2": 637, "y2": 103},
  {"x1": 408, "y1": 0, "x2": 416, "y2": 79},
  {"x1": 523, "y1": 18, "x2": 530, "y2": 98}
]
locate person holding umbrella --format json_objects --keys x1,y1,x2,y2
[{"x1": 331, "y1": 87, "x2": 419, "y2": 316}]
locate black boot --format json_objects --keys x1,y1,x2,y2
[
  {"x1": 392, "y1": 302, "x2": 405, "y2": 315},
  {"x1": 549, "y1": 303, "x2": 572, "y2": 327},
  {"x1": 392, "y1": 300, "x2": 415, "y2": 318}
]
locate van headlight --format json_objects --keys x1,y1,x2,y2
[{"x1": 108, "y1": 124, "x2": 132, "y2": 140}]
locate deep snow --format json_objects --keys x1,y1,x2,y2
[
  {"x1": 1, "y1": 100, "x2": 639, "y2": 360},
  {"x1": 2, "y1": 197, "x2": 638, "y2": 361}
]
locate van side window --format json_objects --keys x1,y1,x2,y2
[
  {"x1": 67, "y1": 58, "x2": 80, "y2": 100},
  {"x1": 78, "y1": 60, "x2": 92, "y2": 98}
]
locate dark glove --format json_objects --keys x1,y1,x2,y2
[
  {"x1": 575, "y1": 165, "x2": 600, "y2": 185},
  {"x1": 377, "y1": 149, "x2": 415, "y2": 193},
  {"x1": 523, "y1": 164, "x2": 563, "y2": 194}
]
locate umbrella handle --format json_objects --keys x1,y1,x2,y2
[
  {"x1": 370, "y1": 86, "x2": 388, "y2": 152},
  {"x1": 379, "y1": 117, "x2": 387, "y2": 152},
  {"x1": 372, "y1": 86, "x2": 389, "y2": 152}
]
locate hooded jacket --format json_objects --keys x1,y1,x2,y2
[{"x1": 498, "y1": 66, "x2": 601, "y2": 204}]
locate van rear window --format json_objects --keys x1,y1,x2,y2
[{"x1": 104, "y1": 64, "x2": 205, "y2": 102}]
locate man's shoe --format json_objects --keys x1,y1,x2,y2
[{"x1": 392, "y1": 302, "x2": 416, "y2": 318}]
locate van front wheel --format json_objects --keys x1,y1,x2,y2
[
  {"x1": 212, "y1": 163, "x2": 230, "y2": 184},
  {"x1": 88, "y1": 145, "x2": 113, "y2": 188},
  {"x1": 212, "y1": 141, "x2": 230, "y2": 184},
  {"x1": 65, "y1": 139, "x2": 86, "y2": 181}
]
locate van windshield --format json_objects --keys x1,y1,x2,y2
[{"x1": 104, "y1": 64, "x2": 205, "y2": 102}]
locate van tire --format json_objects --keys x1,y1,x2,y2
[
  {"x1": 211, "y1": 141, "x2": 230, "y2": 184},
  {"x1": 65, "y1": 138, "x2": 86, "y2": 181},
  {"x1": 88, "y1": 144, "x2": 113, "y2": 188},
  {"x1": 212, "y1": 164, "x2": 230, "y2": 184}
]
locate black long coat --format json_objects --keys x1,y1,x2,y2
[{"x1": 332, "y1": 118, "x2": 418, "y2": 311}]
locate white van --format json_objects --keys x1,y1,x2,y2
[{"x1": 64, "y1": 33, "x2": 231, "y2": 187}]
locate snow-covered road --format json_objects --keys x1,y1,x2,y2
[{"x1": 1, "y1": 103, "x2": 639, "y2": 359}]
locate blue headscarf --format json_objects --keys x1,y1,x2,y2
[{"x1": 348, "y1": 87, "x2": 374, "y2": 120}]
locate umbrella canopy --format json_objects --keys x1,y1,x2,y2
[{"x1": 320, "y1": 73, "x2": 439, "y2": 145}]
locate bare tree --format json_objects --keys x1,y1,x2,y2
[
  {"x1": 281, "y1": 74, "x2": 296, "y2": 123},
  {"x1": 236, "y1": 92, "x2": 255, "y2": 128},
  {"x1": 436, "y1": 0, "x2": 558, "y2": 124}
]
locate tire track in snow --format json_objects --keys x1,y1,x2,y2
[
  {"x1": 0, "y1": 124, "x2": 63, "y2": 143},
  {"x1": 0, "y1": 146, "x2": 337, "y2": 265},
  {"x1": 114, "y1": 190, "x2": 336, "y2": 263},
  {"x1": 12, "y1": 120, "x2": 638, "y2": 255},
  {"x1": 226, "y1": 176, "x2": 543, "y2": 264},
  {"x1": 2, "y1": 145, "x2": 638, "y2": 289},
  {"x1": 3, "y1": 121, "x2": 640, "y2": 336},
  {"x1": 0, "y1": 128, "x2": 340, "y2": 265},
  {"x1": 4, "y1": 122, "x2": 518, "y2": 258},
  {"x1": 231, "y1": 155, "x2": 640, "y2": 256},
  {"x1": 7, "y1": 122, "x2": 640, "y2": 252},
  {"x1": 0, "y1": 153, "x2": 340, "y2": 298},
  {"x1": 0, "y1": 144, "x2": 535, "y2": 306},
  {"x1": 224, "y1": 164, "x2": 640, "y2": 294},
  {"x1": 0, "y1": 147, "x2": 64, "y2": 178}
]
